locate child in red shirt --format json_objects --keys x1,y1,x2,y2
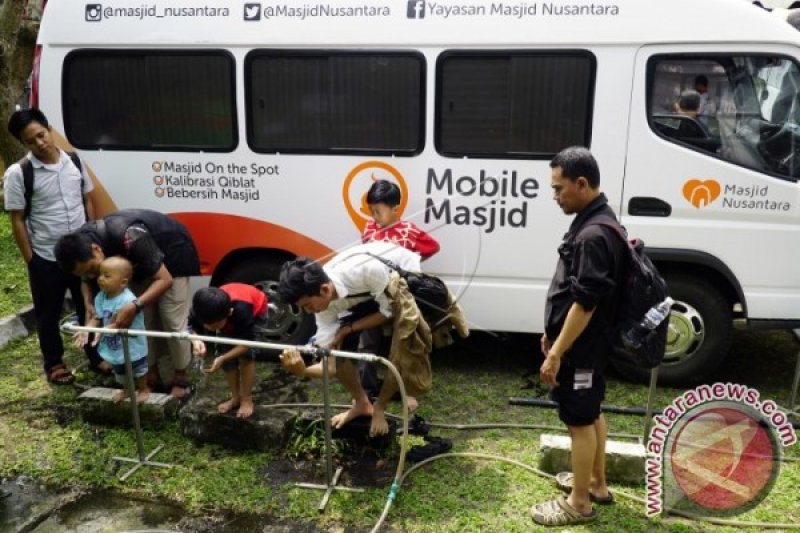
[
  {"x1": 361, "y1": 180, "x2": 440, "y2": 259},
  {"x1": 189, "y1": 283, "x2": 267, "y2": 419}
]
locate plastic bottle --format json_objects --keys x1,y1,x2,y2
[{"x1": 622, "y1": 296, "x2": 674, "y2": 349}]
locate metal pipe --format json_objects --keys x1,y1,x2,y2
[
  {"x1": 508, "y1": 397, "x2": 664, "y2": 416},
  {"x1": 122, "y1": 335, "x2": 146, "y2": 461},
  {"x1": 61, "y1": 323, "x2": 383, "y2": 364}
]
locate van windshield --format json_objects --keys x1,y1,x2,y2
[{"x1": 649, "y1": 55, "x2": 800, "y2": 181}]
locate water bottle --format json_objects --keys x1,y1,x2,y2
[{"x1": 622, "y1": 297, "x2": 674, "y2": 349}]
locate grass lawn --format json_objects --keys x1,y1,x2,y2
[
  {"x1": 0, "y1": 327, "x2": 798, "y2": 532},
  {"x1": 0, "y1": 212, "x2": 31, "y2": 316}
]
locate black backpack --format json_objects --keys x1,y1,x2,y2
[
  {"x1": 18, "y1": 151, "x2": 87, "y2": 219},
  {"x1": 366, "y1": 253, "x2": 450, "y2": 326},
  {"x1": 583, "y1": 218, "x2": 670, "y2": 369}
]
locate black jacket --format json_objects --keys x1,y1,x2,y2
[
  {"x1": 544, "y1": 194, "x2": 625, "y2": 369},
  {"x1": 80, "y1": 209, "x2": 200, "y2": 281}
]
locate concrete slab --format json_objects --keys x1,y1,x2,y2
[
  {"x1": 78, "y1": 387, "x2": 179, "y2": 428},
  {"x1": 538, "y1": 433, "x2": 646, "y2": 483},
  {"x1": 0, "y1": 305, "x2": 35, "y2": 349}
]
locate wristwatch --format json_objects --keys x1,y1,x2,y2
[{"x1": 132, "y1": 299, "x2": 144, "y2": 312}]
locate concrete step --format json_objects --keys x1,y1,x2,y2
[
  {"x1": 78, "y1": 387, "x2": 179, "y2": 428},
  {"x1": 0, "y1": 304, "x2": 35, "y2": 349},
  {"x1": 538, "y1": 433, "x2": 646, "y2": 483}
]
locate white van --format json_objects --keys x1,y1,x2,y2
[{"x1": 31, "y1": 0, "x2": 800, "y2": 384}]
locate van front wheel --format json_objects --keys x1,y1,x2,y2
[
  {"x1": 218, "y1": 258, "x2": 316, "y2": 350},
  {"x1": 612, "y1": 272, "x2": 732, "y2": 386}
]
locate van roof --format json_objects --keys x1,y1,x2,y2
[{"x1": 40, "y1": 0, "x2": 800, "y2": 47}]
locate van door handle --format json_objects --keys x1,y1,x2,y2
[{"x1": 628, "y1": 197, "x2": 672, "y2": 217}]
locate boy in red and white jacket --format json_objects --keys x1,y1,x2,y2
[
  {"x1": 361, "y1": 180, "x2": 440, "y2": 260},
  {"x1": 357, "y1": 179, "x2": 442, "y2": 399}
]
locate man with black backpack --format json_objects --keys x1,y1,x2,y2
[
  {"x1": 531, "y1": 147, "x2": 625, "y2": 527},
  {"x1": 3, "y1": 108, "x2": 104, "y2": 385}
]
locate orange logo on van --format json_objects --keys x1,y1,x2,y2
[
  {"x1": 343, "y1": 161, "x2": 408, "y2": 233},
  {"x1": 683, "y1": 179, "x2": 721, "y2": 209}
]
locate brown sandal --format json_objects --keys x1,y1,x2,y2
[
  {"x1": 555, "y1": 472, "x2": 615, "y2": 504},
  {"x1": 47, "y1": 364, "x2": 75, "y2": 385},
  {"x1": 531, "y1": 495, "x2": 597, "y2": 526}
]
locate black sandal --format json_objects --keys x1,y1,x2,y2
[
  {"x1": 407, "y1": 435, "x2": 452, "y2": 462},
  {"x1": 169, "y1": 379, "x2": 194, "y2": 400},
  {"x1": 398, "y1": 415, "x2": 431, "y2": 437},
  {"x1": 89, "y1": 361, "x2": 114, "y2": 376}
]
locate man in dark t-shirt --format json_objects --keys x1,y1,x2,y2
[
  {"x1": 55, "y1": 209, "x2": 200, "y2": 398},
  {"x1": 531, "y1": 147, "x2": 624, "y2": 527},
  {"x1": 189, "y1": 283, "x2": 268, "y2": 419}
]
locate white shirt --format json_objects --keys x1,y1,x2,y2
[
  {"x1": 3, "y1": 150, "x2": 93, "y2": 261},
  {"x1": 313, "y1": 242, "x2": 421, "y2": 347}
]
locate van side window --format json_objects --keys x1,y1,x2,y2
[
  {"x1": 246, "y1": 52, "x2": 424, "y2": 155},
  {"x1": 648, "y1": 55, "x2": 800, "y2": 181},
  {"x1": 63, "y1": 51, "x2": 236, "y2": 152},
  {"x1": 436, "y1": 51, "x2": 595, "y2": 158}
]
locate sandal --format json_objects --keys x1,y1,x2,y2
[
  {"x1": 47, "y1": 364, "x2": 76, "y2": 385},
  {"x1": 407, "y1": 435, "x2": 452, "y2": 462},
  {"x1": 531, "y1": 495, "x2": 597, "y2": 526},
  {"x1": 555, "y1": 472, "x2": 614, "y2": 504},
  {"x1": 398, "y1": 415, "x2": 431, "y2": 437}
]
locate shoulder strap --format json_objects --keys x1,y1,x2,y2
[
  {"x1": 66, "y1": 151, "x2": 90, "y2": 222},
  {"x1": 67, "y1": 151, "x2": 83, "y2": 173},
  {"x1": 20, "y1": 158, "x2": 34, "y2": 219},
  {"x1": 579, "y1": 214, "x2": 629, "y2": 245},
  {"x1": 346, "y1": 291, "x2": 372, "y2": 299},
  {"x1": 364, "y1": 252, "x2": 405, "y2": 274}
]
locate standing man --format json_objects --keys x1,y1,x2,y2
[
  {"x1": 3, "y1": 108, "x2": 105, "y2": 385},
  {"x1": 531, "y1": 147, "x2": 623, "y2": 526},
  {"x1": 54, "y1": 209, "x2": 200, "y2": 398}
]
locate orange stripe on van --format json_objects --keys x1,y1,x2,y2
[
  {"x1": 170, "y1": 212, "x2": 333, "y2": 276},
  {"x1": 51, "y1": 129, "x2": 118, "y2": 216}
]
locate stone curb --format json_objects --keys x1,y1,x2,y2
[
  {"x1": 0, "y1": 303, "x2": 35, "y2": 350},
  {"x1": 539, "y1": 433, "x2": 646, "y2": 483}
]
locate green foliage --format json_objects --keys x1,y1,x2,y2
[{"x1": 284, "y1": 417, "x2": 349, "y2": 461}]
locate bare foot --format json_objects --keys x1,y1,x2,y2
[
  {"x1": 111, "y1": 389, "x2": 128, "y2": 403},
  {"x1": 136, "y1": 389, "x2": 150, "y2": 404},
  {"x1": 217, "y1": 398, "x2": 240, "y2": 414},
  {"x1": 237, "y1": 399, "x2": 254, "y2": 419},
  {"x1": 370, "y1": 406, "x2": 389, "y2": 437},
  {"x1": 331, "y1": 400, "x2": 373, "y2": 429},
  {"x1": 406, "y1": 396, "x2": 418, "y2": 414}
]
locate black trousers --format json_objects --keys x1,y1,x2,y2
[{"x1": 27, "y1": 253, "x2": 102, "y2": 373}]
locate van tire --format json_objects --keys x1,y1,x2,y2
[
  {"x1": 217, "y1": 258, "x2": 316, "y2": 356},
  {"x1": 612, "y1": 272, "x2": 732, "y2": 386}
]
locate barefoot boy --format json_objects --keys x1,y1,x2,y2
[
  {"x1": 189, "y1": 283, "x2": 268, "y2": 419},
  {"x1": 73, "y1": 256, "x2": 149, "y2": 403}
]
